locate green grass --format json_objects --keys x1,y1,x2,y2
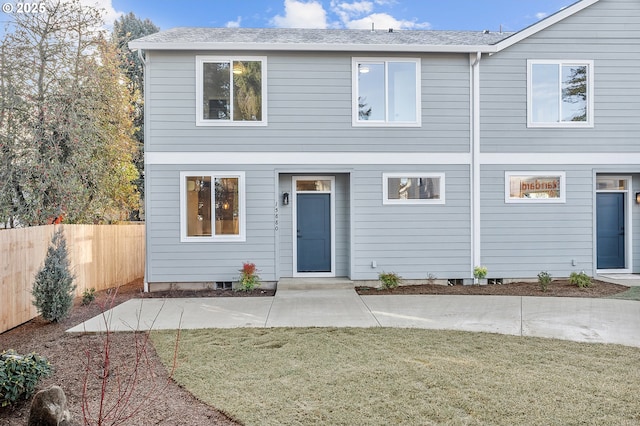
[
  {"x1": 607, "y1": 286, "x2": 640, "y2": 301},
  {"x1": 151, "y1": 328, "x2": 640, "y2": 425}
]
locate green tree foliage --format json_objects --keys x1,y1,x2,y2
[
  {"x1": 32, "y1": 228, "x2": 76, "y2": 322},
  {"x1": 0, "y1": 0, "x2": 142, "y2": 227},
  {"x1": 113, "y1": 13, "x2": 160, "y2": 219},
  {"x1": 562, "y1": 66, "x2": 587, "y2": 122}
]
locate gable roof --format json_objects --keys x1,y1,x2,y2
[{"x1": 128, "y1": 0, "x2": 600, "y2": 54}]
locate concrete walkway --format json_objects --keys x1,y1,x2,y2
[{"x1": 67, "y1": 288, "x2": 640, "y2": 348}]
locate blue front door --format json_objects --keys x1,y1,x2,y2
[
  {"x1": 597, "y1": 192, "x2": 625, "y2": 269},
  {"x1": 297, "y1": 193, "x2": 331, "y2": 273}
]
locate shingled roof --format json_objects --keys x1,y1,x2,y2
[{"x1": 129, "y1": 27, "x2": 514, "y2": 53}]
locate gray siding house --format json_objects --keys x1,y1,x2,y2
[{"x1": 130, "y1": 0, "x2": 640, "y2": 291}]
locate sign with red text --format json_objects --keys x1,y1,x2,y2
[{"x1": 505, "y1": 172, "x2": 566, "y2": 203}]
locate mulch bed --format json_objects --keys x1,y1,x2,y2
[
  {"x1": 0, "y1": 277, "x2": 630, "y2": 425},
  {"x1": 356, "y1": 279, "x2": 629, "y2": 298},
  {"x1": 0, "y1": 279, "x2": 239, "y2": 426}
]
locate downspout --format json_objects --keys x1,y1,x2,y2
[
  {"x1": 470, "y1": 52, "x2": 482, "y2": 282},
  {"x1": 137, "y1": 48, "x2": 150, "y2": 293}
]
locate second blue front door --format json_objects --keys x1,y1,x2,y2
[
  {"x1": 297, "y1": 193, "x2": 331, "y2": 273},
  {"x1": 596, "y1": 192, "x2": 625, "y2": 269}
]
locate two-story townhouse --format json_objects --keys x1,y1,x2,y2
[{"x1": 130, "y1": 0, "x2": 640, "y2": 291}]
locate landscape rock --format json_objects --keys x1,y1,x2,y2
[{"x1": 28, "y1": 385, "x2": 72, "y2": 426}]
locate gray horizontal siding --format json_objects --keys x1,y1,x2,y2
[
  {"x1": 480, "y1": 0, "x2": 640, "y2": 153},
  {"x1": 352, "y1": 165, "x2": 471, "y2": 280},
  {"x1": 481, "y1": 165, "x2": 595, "y2": 278},
  {"x1": 146, "y1": 51, "x2": 471, "y2": 153},
  {"x1": 146, "y1": 164, "x2": 277, "y2": 283}
]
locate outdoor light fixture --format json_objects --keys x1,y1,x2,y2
[
  {"x1": 282, "y1": 192, "x2": 289, "y2": 206},
  {"x1": 636, "y1": 192, "x2": 640, "y2": 204}
]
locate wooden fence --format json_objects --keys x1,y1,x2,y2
[{"x1": 0, "y1": 224, "x2": 145, "y2": 334}]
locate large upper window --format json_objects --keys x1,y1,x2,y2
[
  {"x1": 196, "y1": 56, "x2": 266, "y2": 126},
  {"x1": 353, "y1": 58, "x2": 421, "y2": 127},
  {"x1": 383, "y1": 173, "x2": 444, "y2": 204},
  {"x1": 180, "y1": 172, "x2": 246, "y2": 242},
  {"x1": 527, "y1": 60, "x2": 593, "y2": 128}
]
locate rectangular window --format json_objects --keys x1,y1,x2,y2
[
  {"x1": 353, "y1": 58, "x2": 421, "y2": 127},
  {"x1": 196, "y1": 56, "x2": 266, "y2": 126},
  {"x1": 505, "y1": 172, "x2": 566, "y2": 203},
  {"x1": 527, "y1": 60, "x2": 593, "y2": 127},
  {"x1": 383, "y1": 173, "x2": 444, "y2": 204},
  {"x1": 180, "y1": 172, "x2": 246, "y2": 242}
]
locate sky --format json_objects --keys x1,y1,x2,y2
[{"x1": 1, "y1": 0, "x2": 581, "y2": 35}]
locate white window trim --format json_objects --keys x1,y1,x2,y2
[
  {"x1": 505, "y1": 171, "x2": 566, "y2": 204},
  {"x1": 527, "y1": 59, "x2": 594, "y2": 128},
  {"x1": 179, "y1": 171, "x2": 246, "y2": 242},
  {"x1": 383, "y1": 173, "x2": 445, "y2": 205},
  {"x1": 195, "y1": 56, "x2": 267, "y2": 127},
  {"x1": 352, "y1": 57, "x2": 421, "y2": 128}
]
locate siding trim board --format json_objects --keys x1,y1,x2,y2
[
  {"x1": 147, "y1": 152, "x2": 640, "y2": 167},
  {"x1": 146, "y1": 152, "x2": 472, "y2": 165}
]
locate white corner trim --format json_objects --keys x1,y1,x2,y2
[{"x1": 147, "y1": 152, "x2": 471, "y2": 165}]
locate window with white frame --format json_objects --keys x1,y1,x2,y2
[
  {"x1": 383, "y1": 173, "x2": 444, "y2": 204},
  {"x1": 505, "y1": 172, "x2": 566, "y2": 203},
  {"x1": 180, "y1": 172, "x2": 246, "y2": 242},
  {"x1": 196, "y1": 56, "x2": 266, "y2": 126},
  {"x1": 527, "y1": 60, "x2": 593, "y2": 127},
  {"x1": 353, "y1": 58, "x2": 421, "y2": 126}
]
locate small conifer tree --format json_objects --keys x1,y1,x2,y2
[{"x1": 32, "y1": 228, "x2": 76, "y2": 322}]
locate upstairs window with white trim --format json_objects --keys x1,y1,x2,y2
[
  {"x1": 196, "y1": 56, "x2": 266, "y2": 126},
  {"x1": 180, "y1": 172, "x2": 246, "y2": 242},
  {"x1": 527, "y1": 60, "x2": 593, "y2": 128},
  {"x1": 383, "y1": 173, "x2": 444, "y2": 204},
  {"x1": 353, "y1": 58, "x2": 421, "y2": 127}
]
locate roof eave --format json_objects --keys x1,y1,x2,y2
[
  {"x1": 128, "y1": 41, "x2": 499, "y2": 54},
  {"x1": 494, "y1": 0, "x2": 600, "y2": 52}
]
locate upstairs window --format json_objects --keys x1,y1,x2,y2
[
  {"x1": 353, "y1": 58, "x2": 421, "y2": 127},
  {"x1": 196, "y1": 56, "x2": 267, "y2": 126},
  {"x1": 527, "y1": 60, "x2": 593, "y2": 128}
]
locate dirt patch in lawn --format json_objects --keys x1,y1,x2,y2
[
  {"x1": 0, "y1": 279, "x2": 239, "y2": 426},
  {"x1": 356, "y1": 279, "x2": 629, "y2": 298}
]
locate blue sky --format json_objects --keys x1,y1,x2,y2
[{"x1": 107, "y1": 0, "x2": 579, "y2": 33}]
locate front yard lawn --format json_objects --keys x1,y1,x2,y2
[{"x1": 152, "y1": 328, "x2": 640, "y2": 425}]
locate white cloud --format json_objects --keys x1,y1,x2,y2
[
  {"x1": 226, "y1": 16, "x2": 242, "y2": 28},
  {"x1": 76, "y1": 0, "x2": 123, "y2": 29},
  {"x1": 535, "y1": 12, "x2": 549, "y2": 20},
  {"x1": 271, "y1": 0, "x2": 328, "y2": 29},
  {"x1": 345, "y1": 12, "x2": 430, "y2": 30}
]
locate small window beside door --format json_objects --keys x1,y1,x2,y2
[
  {"x1": 505, "y1": 172, "x2": 566, "y2": 203},
  {"x1": 383, "y1": 173, "x2": 445, "y2": 205}
]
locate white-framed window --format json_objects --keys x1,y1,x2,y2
[
  {"x1": 196, "y1": 56, "x2": 267, "y2": 126},
  {"x1": 505, "y1": 172, "x2": 566, "y2": 203},
  {"x1": 180, "y1": 171, "x2": 246, "y2": 242},
  {"x1": 383, "y1": 173, "x2": 444, "y2": 204},
  {"x1": 352, "y1": 58, "x2": 421, "y2": 127},
  {"x1": 527, "y1": 60, "x2": 594, "y2": 128}
]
